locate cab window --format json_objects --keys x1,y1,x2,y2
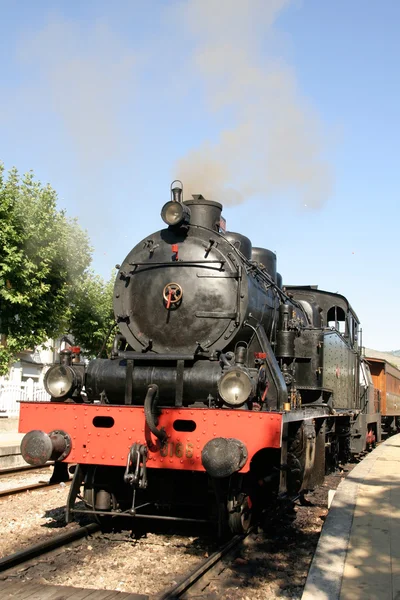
[{"x1": 327, "y1": 306, "x2": 346, "y2": 334}]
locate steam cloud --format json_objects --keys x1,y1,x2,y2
[
  {"x1": 14, "y1": 2, "x2": 332, "y2": 210},
  {"x1": 175, "y1": 0, "x2": 332, "y2": 208}
]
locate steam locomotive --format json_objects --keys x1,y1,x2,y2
[{"x1": 19, "y1": 182, "x2": 380, "y2": 535}]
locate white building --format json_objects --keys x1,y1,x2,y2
[{"x1": 0, "y1": 336, "x2": 74, "y2": 417}]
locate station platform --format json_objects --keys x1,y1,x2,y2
[
  {"x1": 0, "y1": 419, "x2": 27, "y2": 471},
  {"x1": 302, "y1": 434, "x2": 400, "y2": 600},
  {"x1": 0, "y1": 431, "x2": 26, "y2": 471}
]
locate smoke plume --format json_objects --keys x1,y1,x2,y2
[{"x1": 175, "y1": 0, "x2": 332, "y2": 208}]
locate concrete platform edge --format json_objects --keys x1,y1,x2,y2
[{"x1": 301, "y1": 443, "x2": 386, "y2": 600}]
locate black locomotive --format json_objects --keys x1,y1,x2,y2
[{"x1": 20, "y1": 182, "x2": 380, "y2": 534}]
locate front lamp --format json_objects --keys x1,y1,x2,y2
[
  {"x1": 218, "y1": 368, "x2": 253, "y2": 407},
  {"x1": 44, "y1": 365, "x2": 76, "y2": 399},
  {"x1": 161, "y1": 201, "x2": 191, "y2": 227}
]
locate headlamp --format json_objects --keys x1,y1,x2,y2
[
  {"x1": 44, "y1": 365, "x2": 76, "y2": 399},
  {"x1": 161, "y1": 201, "x2": 191, "y2": 227},
  {"x1": 218, "y1": 368, "x2": 253, "y2": 407}
]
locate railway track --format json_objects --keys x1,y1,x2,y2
[
  {"x1": 0, "y1": 522, "x2": 100, "y2": 573},
  {"x1": 0, "y1": 520, "x2": 245, "y2": 599},
  {"x1": 0, "y1": 463, "x2": 53, "y2": 477},
  {"x1": 156, "y1": 533, "x2": 246, "y2": 599},
  {"x1": 0, "y1": 523, "x2": 143, "y2": 599},
  {"x1": 0, "y1": 479, "x2": 70, "y2": 500},
  {"x1": 0, "y1": 454, "x2": 369, "y2": 598}
]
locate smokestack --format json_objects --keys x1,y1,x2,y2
[{"x1": 183, "y1": 195, "x2": 222, "y2": 230}]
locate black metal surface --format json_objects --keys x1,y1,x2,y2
[
  {"x1": 125, "y1": 359, "x2": 134, "y2": 405},
  {"x1": 251, "y1": 247, "x2": 277, "y2": 281},
  {"x1": 49, "y1": 430, "x2": 72, "y2": 461},
  {"x1": 201, "y1": 437, "x2": 248, "y2": 478},
  {"x1": 69, "y1": 508, "x2": 212, "y2": 523},
  {"x1": 23, "y1": 188, "x2": 375, "y2": 523},
  {"x1": 114, "y1": 223, "x2": 280, "y2": 356},
  {"x1": 143, "y1": 385, "x2": 167, "y2": 443},
  {"x1": 243, "y1": 321, "x2": 287, "y2": 409},
  {"x1": 20, "y1": 430, "x2": 53, "y2": 466},
  {"x1": 66, "y1": 464, "x2": 83, "y2": 524},
  {"x1": 183, "y1": 196, "x2": 222, "y2": 230},
  {"x1": 108, "y1": 194, "x2": 317, "y2": 412},
  {"x1": 224, "y1": 232, "x2": 252, "y2": 259},
  {"x1": 49, "y1": 461, "x2": 70, "y2": 484},
  {"x1": 175, "y1": 359, "x2": 184, "y2": 406},
  {"x1": 20, "y1": 430, "x2": 71, "y2": 466},
  {"x1": 116, "y1": 352, "x2": 195, "y2": 361},
  {"x1": 86, "y1": 358, "x2": 222, "y2": 405}
]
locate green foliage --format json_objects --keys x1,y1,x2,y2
[
  {"x1": 67, "y1": 271, "x2": 116, "y2": 358},
  {"x1": 0, "y1": 164, "x2": 94, "y2": 372}
]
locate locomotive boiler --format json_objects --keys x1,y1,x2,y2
[{"x1": 19, "y1": 182, "x2": 381, "y2": 535}]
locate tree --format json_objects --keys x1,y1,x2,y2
[
  {"x1": 0, "y1": 164, "x2": 93, "y2": 374},
  {"x1": 67, "y1": 271, "x2": 116, "y2": 358}
]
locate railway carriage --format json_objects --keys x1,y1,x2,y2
[{"x1": 366, "y1": 356, "x2": 400, "y2": 434}]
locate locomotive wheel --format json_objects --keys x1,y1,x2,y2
[
  {"x1": 83, "y1": 467, "x2": 117, "y2": 529},
  {"x1": 228, "y1": 496, "x2": 252, "y2": 535}
]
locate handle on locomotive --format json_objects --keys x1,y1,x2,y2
[{"x1": 144, "y1": 384, "x2": 167, "y2": 445}]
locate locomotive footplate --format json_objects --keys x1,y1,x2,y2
[{"x1": 19, "y1": 401, "x2": 283, "y2": 472}]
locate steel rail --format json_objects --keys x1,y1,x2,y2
[
  {"x1": 0, "y1": 464, "x2": 53, "y2": 477},
  {"x1": 0, "y1": 480, "x2": 70, "y2": 500},
  {"x1": 156, "y1": 533, "x2": 246, "y2": 600},
  {"x1": 0, "y1": 522, "x2": 100, "y2": 572}
]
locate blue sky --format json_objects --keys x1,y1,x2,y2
[{"x1": 1, "y1": 0, "x2": 399, "y2": 351}]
